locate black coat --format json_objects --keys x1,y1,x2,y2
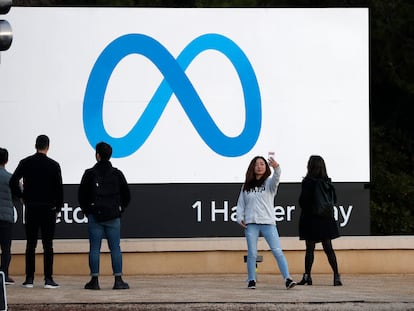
[
  {"x1": 78, "y1": 160, "x2": 131, "y2": 217},
  {"x1": 9, "y1": 152, "x2": 63, "y2": 211},
  {"x1": 298, "y1": 177, "x2": 339, "y2": 242}
]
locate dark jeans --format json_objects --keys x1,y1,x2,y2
[
  {"x1": 0, "y1": 220, "x2": 13, "y2": 277},
  {"x1": 87, "y1": 215, "x2": 123, "y2": 276},
  {"x1": 25, "y1": 206, "x2": 56, "y2": 279}
]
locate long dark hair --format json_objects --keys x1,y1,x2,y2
[
  {"x1": 306, "y1": 155, "x2": 329, "y2": 179},
  {"x1": 243, "y1": 156, "x2": 271, "y2": 191}
]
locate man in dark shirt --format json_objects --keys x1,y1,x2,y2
[{"x1": 9, "y1": 135, "x2": 63, "y2": 289}]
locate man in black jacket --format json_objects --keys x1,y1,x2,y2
[
  {"x1": 78, "y1": 141, "x2": 130, "y2": 290},
  {"x1": 9, "y1": 135, "x2": 63, "y2": 289}
]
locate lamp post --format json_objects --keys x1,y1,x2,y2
[{"x1": 0, "y1": 0, "x2": 13, "y2": 63}]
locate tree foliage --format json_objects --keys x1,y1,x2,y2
[
  {"x1": 371, "y1": 126, "x2": 414, "y2": 234},
  {"x1": 369, "y1": 1, "x2": 414, "y2": 234}
]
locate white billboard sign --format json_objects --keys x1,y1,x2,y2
[{"x1": 0, "y1": 8, "x2": 369, "y2": 184}]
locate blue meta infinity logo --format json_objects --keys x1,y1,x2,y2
[{"x1": 83, "y1": 33, "x2": 262, "y2": 158}]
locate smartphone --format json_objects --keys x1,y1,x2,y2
[{"x1": 268, "y1": 151, "x2": 275, "y2": 160}]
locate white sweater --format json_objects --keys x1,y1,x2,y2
[{"x1": 236, "y1": 166, "x2": 281, "y2": 225}]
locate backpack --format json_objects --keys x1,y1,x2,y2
[
  {"x1": 91, "y1": 167, "x2": 121, "y2": 222},
  {"x1": 312, "y1": 179, "x2": 336, "y2": 218}
]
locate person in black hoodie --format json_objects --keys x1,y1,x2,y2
[
  {"x1": 297, "y1": 155, "x2": 342, "y2": 286},
  {"x1": 78, "y1": 141, "x2": 130, "y2": 290},
  {"x1": 9, "y1": 135, "x2": 63, "y2": 289}
]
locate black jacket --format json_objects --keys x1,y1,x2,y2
[
  {"x1": 78, "y1": 160, "x2": 131, "y2": 217},
  {"x1": 9, "y1": 152, "x2": 63, "y2": 210},
  {"x1": 298, "y1": 176, "x2": 340, "y2": 241}
]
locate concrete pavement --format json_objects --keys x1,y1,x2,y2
[{"x1": 4, "y1": 273, "x2": 414, "y2": 310}]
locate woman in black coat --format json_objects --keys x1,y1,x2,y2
[{"x1": 298, "y1": 155, "x2": 342, "y2": 286}]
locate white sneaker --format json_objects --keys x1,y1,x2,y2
[
  {"x1": 44, "y1": 278, "x2": 60, "y2": 289},
  {"x1": 22, "y1": 278, "x2": 34, "y2": 288}
]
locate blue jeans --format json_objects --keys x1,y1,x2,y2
[
  {"x1": 245, "y1": 224, "x2": 291, "y2": 281},
  {"x1": 88, "y1": 215, "x2": 123, "y2": 276}
]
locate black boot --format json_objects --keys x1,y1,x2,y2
[
  {"x1": 113, "y1": 275, "x2": 129, "y2": 290},
  {"x1": 334, "y1": 274, "x2": 343, "y2": 286},
  {"x1": 84, "y1": 276, "x2": 100, "y2": 290},
  {"x1": 297, "y1": 273, "x2": 312, "y2": 285}
]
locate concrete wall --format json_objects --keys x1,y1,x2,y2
[{"x1": 9, "y1": 236, "x2": 414, "y2": 276}]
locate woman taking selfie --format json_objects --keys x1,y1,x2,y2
[{"x1": 236, "y1": 155, "x2": 296, "y2": 290}]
